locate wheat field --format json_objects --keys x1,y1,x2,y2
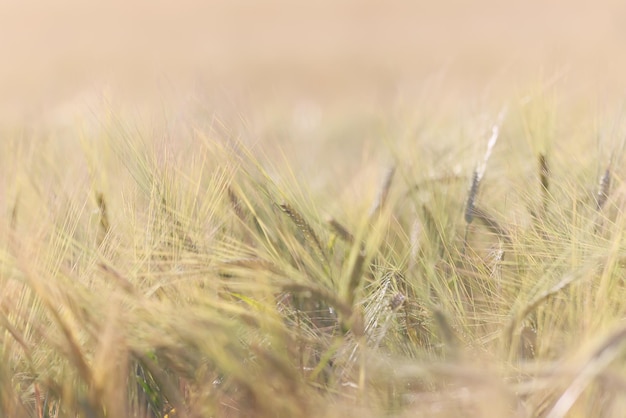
[{"x1": 2, "y1": 1, "x2": 626, "y2": 417}]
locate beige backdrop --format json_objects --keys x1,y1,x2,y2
[{"x1": 1, "y1": 0, "x2": 625, "y2": 121}]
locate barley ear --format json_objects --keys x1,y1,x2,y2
[
  {"x1": 95, "y1": 191, "x2": 110, "y2": 237},
  {"x1": 506, "y1": 273, "x2": 579, "y2": 357},
  {"x1": 464, "y1": 170, "x2": 480, "y2": 224},
  {"x1": 369, "y1": 166, "x2": 396, "y2": 218},
  {"x1": 472, "y1": 205, "x2": 512, "y2": 243},
  {"x1": 227, "y1": 186, "x2": 247, "y2": 221},
  {"x1": 10, "y1": 192, "x2": 19, "y2": 230},
  {"x1": 279, "y1": 202, "x2": 327, "y2": 264},
  {"x1": 539, "y1": 153, "x2": 550, "y2": 212},
  {"x1": 345, "y1": 247, "x2": 366, "y2": 308},
  {"x1": 596, "y1": 167, "x2": 611, "y2": 210},
  {"x1": 327, "y1": 218, "x2": 355, "y2": 244}
]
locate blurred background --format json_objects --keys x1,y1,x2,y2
[{"x1": 1, "y1": 0, "x2": 625, "y2": 124}]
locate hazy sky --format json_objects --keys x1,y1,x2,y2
[{"x1": 1, "y1": 0, "x2": 625, "y2": 120}]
